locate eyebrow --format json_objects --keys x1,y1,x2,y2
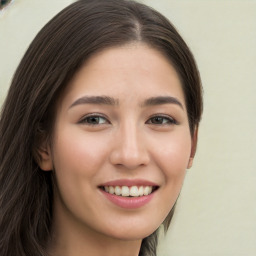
[
  {"x1": 142, "y1": 96, "x2": 184, "y2": 110},
  {"x1": 69, "y1": 95, "x2": 184, "y2": 110},
  {"x1": 69, "y1": 96, "x2": 119, "y2": 108}
]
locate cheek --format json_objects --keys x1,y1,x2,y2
[
  {"x1": 151, "y1": 131, "x2": 192, "y2": 177},
  {"x1": 50, "y1": 128, "x2": 111, "y2": 215},
  {"x1": 52, "y1": 128, "x2": 110, "y2": 178},
  {"x1": 49, "y1": 129, "x2": 114, "y2": 223}
]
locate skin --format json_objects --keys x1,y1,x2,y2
[{"x1": 39, "y1": 43, "x2": 197, "y2": 256}]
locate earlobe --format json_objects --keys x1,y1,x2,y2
[{"x1": 187, "y1": 127, "x2": 198, "y2": 169}]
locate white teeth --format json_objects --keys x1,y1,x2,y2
[
  {"x1": 121, "y1": 186, "x2": 130, "y2": 197},
  {"x1": 138, "y1": 186, "x2": 144, "y2": 196},
  {"x1": 130, "y1": 186, "x2": 139, "y2": 196},
  {"x1": 109, "y1": 186, "x2": 115, "y2": 194},
  {"x1": 114, "y1": 186, "x2": 121, "y2": 196},
  {"x1": 144, "y1": 186, "x2": 152, "y2": 195},
  {"x1": 103, "y1": 185, "x2": 155, "y2": 197}
]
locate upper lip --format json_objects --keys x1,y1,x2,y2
[{"x1": 99, "y1": 179, "x2": 159, "y2": 187}]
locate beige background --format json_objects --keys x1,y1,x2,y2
[{"x1": 1, "y1": 0, "x2": 255, "y2": 255}]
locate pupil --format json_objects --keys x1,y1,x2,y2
[
  {"x1": 89, "y1": 117, "x2": 98, "y2": 124},
  {"x1": 153, "y1": 117, "x2": 162, "y2": 124}
]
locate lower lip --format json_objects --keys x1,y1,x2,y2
[{"x1": 100, "y1": 190, "x2": 155, "y2": 209}]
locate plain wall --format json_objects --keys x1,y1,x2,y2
[{"x1": 1, "y1": 1, "x2": 256, "y2": 255}]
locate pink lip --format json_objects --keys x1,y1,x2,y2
[
  {"x1": 100, "y1": 189, "x2": 155, "y2": 209},
  {"x1": 99, "y1": 179, "x2": 158, "y2": 187}
]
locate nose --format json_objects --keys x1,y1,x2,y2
[{"x1": 109, "y1": 123, "x2": 150, "y2": 170}]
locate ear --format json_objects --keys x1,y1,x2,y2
[
  {"x1": 36, "y1": 140, "x2": 53, "y2": 171},
  {"x1": 187, "y1": 127, "x2": 198, "y2": 169}
]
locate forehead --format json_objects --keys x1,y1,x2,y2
[{"x1": 61, "y1": 43, "x2": 185, "y2": 108}]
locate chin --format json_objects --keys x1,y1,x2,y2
[{"x1": 102, "y1": 220, "x2": 160, "y2": 241}]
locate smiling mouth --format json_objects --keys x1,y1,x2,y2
[{"x1": 99, "y1": 185, "x2": 158, "y2": 197}]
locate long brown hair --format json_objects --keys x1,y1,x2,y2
[{"x1": 0, "y1": 0, "x2": 203, "y2": 255}]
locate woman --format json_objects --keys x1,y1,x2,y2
[{"x1": 0, "y1": 0, "x2": 203, "y2": 255}]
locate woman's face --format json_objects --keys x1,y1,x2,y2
[{"x1": 40, "y1": 43, "x2": 196, "y2": 241}]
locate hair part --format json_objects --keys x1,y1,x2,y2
[{"x1": 0, "y1": 1, "x2": 203, "y2": 255}]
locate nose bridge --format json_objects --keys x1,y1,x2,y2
[
  {"x1": 110, "y1": 118, "x2": 149, "y2": 168},
  {"x1": 122, "y1": 120, "x2": 140, "y2": 154}
]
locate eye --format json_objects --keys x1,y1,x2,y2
[
  {"x1": 79, "y1": 114, "x2": 110, "y2": 125},
  {"x1": 146, "y1": 115, "x2": 177, "y2": 125}
]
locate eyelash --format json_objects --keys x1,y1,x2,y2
[
  {"x1": 146, "y1": 114, "x2": 177, "y2": 125},
  {"x1": 78, "y1": 114, "x2": 177, "y2": 126},
  {"x1": 78, "y1": 114, "x2": 109, "y2": 125}
]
